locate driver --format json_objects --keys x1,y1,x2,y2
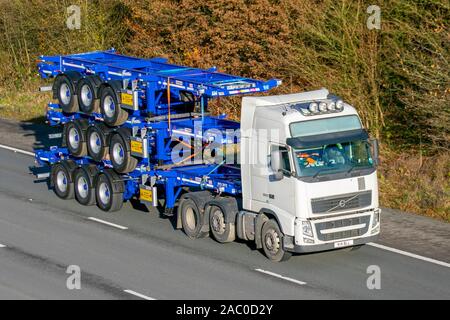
[{"x1": 323, "y1": 143, "x2": 346, "y2": 165}]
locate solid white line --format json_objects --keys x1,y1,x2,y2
[
  {"x1": 255, "y1": 269, "x2": 307, "y2": 285},
  {"x1": 124, "y1": 289, "x2": 156, "y2": 300},
  {"x1": 0, "y1": 244, "x2": 6, "y2": 248},
  {"x1": 0, "y1": 144, "x2": 34, "y2": 157},
  {"x1": 368, "y1": 242, "x2": 450, "y2": 268},
  {"x1": 87, "y1": 217, "x2": 128, "y2": 230}
]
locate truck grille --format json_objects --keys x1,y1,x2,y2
[
  {"x1": 311, "y1": 191, "x2": 371, "y2": 214},
  {"x1": 315, "y1": 215, "x2": 371, "y2": 241}
]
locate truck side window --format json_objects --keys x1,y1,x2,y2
[
  {"x1": 280, "y1": 147, "x2": 291, "y2": 172},
  {"x1": 271, "y1": 145, "x2": 291, "y2": 173}
]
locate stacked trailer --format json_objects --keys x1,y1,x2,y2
[{"x1": 35, "y1": 49, "x2": 281, "y2": 242}]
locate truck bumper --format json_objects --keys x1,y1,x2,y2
[{"x1": 289, "y1": 234, "x2": 379, "y2": 254}]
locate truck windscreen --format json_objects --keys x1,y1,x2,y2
[{"x1": 293, "y1": 140, "x2": 374, "y2": 178}]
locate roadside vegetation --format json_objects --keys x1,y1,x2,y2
[{"x1": 0, "y1": 0, "x2": 448, "y2": 220}]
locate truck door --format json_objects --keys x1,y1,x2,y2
[{"x1": 267, "y1": 144, "x2": 296, "y2": 217}]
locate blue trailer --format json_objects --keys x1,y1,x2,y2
[{"x1": 34, "y1": 50, "x2": 380, "y2": 261}]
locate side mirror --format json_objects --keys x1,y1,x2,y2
[
  {"x1": 270, "y1": 149, "x2": 284, "y2": 181},
  {"x1": 370, "y1": 138, "x2": 380, "y2": 166}
]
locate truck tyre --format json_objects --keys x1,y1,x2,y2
[
  {"x1": 53, "y1": 74, "x2": 79, "y2": 113},
  {"x1": 95, "y1": 173, "x2": 123, "y2": 212},
  {"x1": 100, "y1": 86, "x2": 128, "y2": 126},
  {"x1": 74, "y1": 166, "x2": 97, "y2": 206},
  {"x1": 64, "y1": 120, "x2": 88, "y2": 157},
  {"x1": 208, "y1": 205, "x2": 235, "y2": 243},
  {"x1": 179, "y1": 197, "x2": 207, "y2": 239},
  {"x1": 77, "y1": 76, "x2": 101, "y2": 114},
  {"x1": 109, "y1": 132, "x2": 138, "y2": 173},
  {"x1": 87, "y1": 123, "x2": 111, "y2": 162},
  {"x1": 261, "y1": 219, "x2": 292, "y2": 262},
  {"x1": 51, "y1": 161, "x2": 75, "y2": 200}
]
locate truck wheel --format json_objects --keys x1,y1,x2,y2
[
  {"x1": 53, "y1": 74, "x2": 79, "y2": 113},
  {"x1": 77, "y1": 77, "x2": 100, "y2": 114},
  {"x1": 109, "y1": 133, "x2": 138, "y2": 173},
  {"x1": 51, "y1": 162, "x2": 75, "y2": 200},
  {"x1": 209, "y1": 205, "x2": 235, "y2": 243},
  {"x1": 261, "y1": 220, "x2": 292, "y2": 262},
  {"x1": 95, "y1": 173, "x2": 123, "y2": 212},
  {"x1": 64, "y1": 120, "x2": 88, "y2": 157},
  {"x1": 179, "y1": 198, "x2": 208, "y2": 239},
  {"x1": 87, "y1": 123, "x2": 111, "y2": 162},
  {"x1": 100, "y1": 86, "x2": 128, "y2": 126},
  {"x1": 74, "y1": 166, "x2": 96, "y2": 206}
]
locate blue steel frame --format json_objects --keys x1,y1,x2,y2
[{"x1": 35, "y1": 50, "x2": 280, "y2": 209}]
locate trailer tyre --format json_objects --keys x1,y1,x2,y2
[
  {"x1": 261, "y1": 220, "x2": 292, "y2": 262},
  {"x1": 109, "y1": 133, "x2": 138, "y2": 173},
  {"x1": 53, "y1": 75, "x2": 79, "y2": 113},
  {"x1": 95, "y1": 173, "x2": 123, "y2": 212},
  {"x1": 179, "y1": 198, "x2": 208, "y2": 239},
  {"x1": 51, "y1": 162, "x2": 75, "y2": 200},
  {"x1": 208, "y1": 205, "x2": 235, "y2": 243},
  {"x1": 77, "y1": 77, "x2": 100, "y2": 114},
  {"x1": 87, "y1": 123, "x2": 111, "y2": 161},
  {"x1": 100, "y1": 86, "x2": 128, "y2": 127},
  {"x1": 74, "y1": 166, "x2": 97, "y2": 206},
  {"x1": 64, "y1": 120, "x2": 88, "y2": 157}
]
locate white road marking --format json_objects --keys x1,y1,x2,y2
[
  {"x1": 368, "y1": 242, "x2": 450, "y2": 268},
  {"x1": 255, "y1": 269, "x2": 307, "y2": 285},
  {"x1": 0, "y1": 244, "x2": 6, "y2": 248},
  {"x1": 124, "y1": 289, "x2": 156, "y2": 300},
  {"x1": 0, "y1": 144, "x2": 34, "y2": 157},
  {"x1": 87, "y1": 217, "x2": 128, "y2": 230}
]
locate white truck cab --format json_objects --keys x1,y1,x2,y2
[{"x1": 237, "y1": 89, "x2": 380, "y2": 261}]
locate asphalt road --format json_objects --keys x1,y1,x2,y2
[{"x1": 0, "y1": 147, "x2": 449, "y2": 300}]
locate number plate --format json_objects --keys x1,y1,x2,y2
[
  {"x1": 121, "y1": 92, "x2": 134, "y2": 106},
  {"x1": 334, "y1": 239, "x2": 354, "y2": 248}
]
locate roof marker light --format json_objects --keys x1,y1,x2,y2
[{"x1": 308, "y1": 102, "x2": 318, "y2": 113}]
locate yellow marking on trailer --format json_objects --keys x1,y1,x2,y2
[
  {"x1": 140, "y1": 187, "x2": 153, "y2": 202},
  {"x1": 121, "y1": 92, "x2": 133, "y2": 106},
  {"x1": 131, "y1": 140, "x2": 143, "y2": 154}
]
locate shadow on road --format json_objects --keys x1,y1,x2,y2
[{"x1": 19, "y1": 116, "x2": 62, "y2": 151}]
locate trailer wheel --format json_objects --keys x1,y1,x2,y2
[
  {"x1": 261, "y1": 220, "x2": 292, "y2": 262},
  {"x1": 77, "y1": 77, "x2": 100, "y2": 114},
  {"x1": 179, "y1": 198, "x2": 207, "y2": 239},
  {"x1": 109, "y1": 133, "x2": 138, "y2": 173},
  {"x1": 53, "y1": 75, "x2": 79, "y2": 113},
  {"x1": 208, "y1": 205, "x2": 235, "y2": 243},
  {"x1": 51, "y1": 162, "x2": 75, "y2": 200},
  {"x1": 87, "y1": 123, "x2": 111, "y2": 162},
  {"x1": 64, "y1": 120, "x2": 88, "y2": 157},
  {"x1": 95, "y1": 173, "x2": 123, "y2": 212},
  {"x1": 74, "y1": 166, "x2": 96, "y2": 206},
  {"x1": 100, "y1": 86, "x2": 128, "y2": 127}
]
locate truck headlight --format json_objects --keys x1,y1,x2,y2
[
  {"x1": 372, "y1": 209, "x2": 381, "y2": 227},
  {"x1": 302, "y1": 221, "x2": 313, "y2": 237}
]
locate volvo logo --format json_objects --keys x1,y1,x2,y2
[
  {"x1": 327, "y1": 194, "x2": 359, "y2": 212},
  {"x1": 338, "y1": 200, "x2": 347, "y2": 208}
]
